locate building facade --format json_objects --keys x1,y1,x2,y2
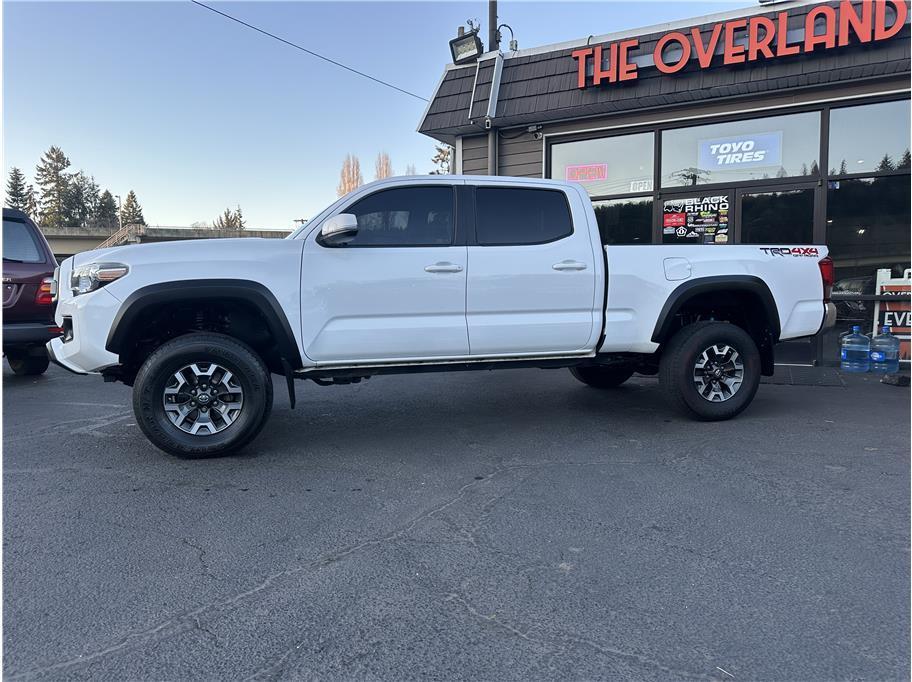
[{"x1": 419, "y1": 0, "x2": 911, "y2": 364}]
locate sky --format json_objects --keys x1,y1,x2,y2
[{"x1": 4, "y1": 0, "x2": 752, "y2": 229}]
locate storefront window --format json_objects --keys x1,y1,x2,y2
[
  {"x1": 661, "y1": 112, "x2": 820, "y2": 187},
  {"x1": 822, "y1": 175, "x2": 911, "y2": 364},
  {"x1": 827, "y1": 176, "x2": 911, "y2": 280},
  {"x1": 828, "y1": 100, "x2": 911, "y2": 176},
  {"x1": 550, "y1": 132, "x2": 654, "y2": 198},
  {"x1": 592, "y1": 197, "x2": 652, "y2": 245},
  {"x1": 740, "y1": 188, "x2": 814, "y2": 244}
]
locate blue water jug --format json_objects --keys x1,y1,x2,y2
[
  {"x1": 870, "y1": 326, "x2": 901, "y2": 374},
  {"x1": 840, "y1": 325, "x2": 870, "y2": 372}
]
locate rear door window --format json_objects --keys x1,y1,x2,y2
[
  {"x1": 475, "y1": 187, "x2": 573, "y2": 246},
  {"x1": 3, "y1": 219, "x2": 45, "y2": 263}
]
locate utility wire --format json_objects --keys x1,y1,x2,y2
[{"x1": 190, "y1": 0, "x2": 429, "y2": 102}]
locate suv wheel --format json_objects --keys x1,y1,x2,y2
[
  {"x1": 569, "y1": 364, "x2": 635, "y2": 389},
  {"x1": 659, "y1": 321, "x2": 761, "y2": 421},
  {"x1": 133, "y1": 333, "x2": 273, "y2": 458},
  {"x1": 6, "y1": 348, "x2": 50, "y2": 376}
]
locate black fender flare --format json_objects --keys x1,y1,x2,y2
[
  {"x1": 105, "y1": 279, "x2": 303, "y2": 369},
  {"x1": 651, "y1": 275, "x2": 781, "y2": 344}
]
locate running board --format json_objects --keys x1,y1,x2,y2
[{"x1": 295, "y1": 353, "x2": 596, "y2": 380}]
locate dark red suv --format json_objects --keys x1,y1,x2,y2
[{"x1": 3, "y1": 208, "x2": 59, "y2": 375}]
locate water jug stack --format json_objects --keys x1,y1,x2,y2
[
  {"x1": 870, "y1": 326, "x2": 901, "y2": 374},
  {"x1": 840, "y1": 326, "x2": 870, "y2": 373}
]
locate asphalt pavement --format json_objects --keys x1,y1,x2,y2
[{"x1": 3, "y1": 363, "x2": 910, "y2": 680}]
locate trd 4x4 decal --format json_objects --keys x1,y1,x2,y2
[{"x1": 759, "y1": 247, "x2": 820, "y2": 257}]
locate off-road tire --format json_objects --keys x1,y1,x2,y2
[
  {"x1": 133, "y1": 333, "x2": 273, "y2": 458},
  {"x1": 569, "y1": 364, "x2": 635, "y2": 388},
  {"x1": 6, "y1": 348, "x2": 50, "y2": 376},
  {"x1": 659, "y1": 321, "x2": 761, "y2": 421}
]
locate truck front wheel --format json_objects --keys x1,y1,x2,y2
[
  {"x1": 659, "y1": 321, "x2": 761, "y2": 421},
  {"x1": 569, "y1": 364, "x2": 635, "y2": 388},
  {"x1": 132, "y1": 333, "x2": 273, "y2": 458}
]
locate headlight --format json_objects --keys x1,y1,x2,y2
[{"x1": 70, "y1": 262, "x2": 129, "y2": 296}]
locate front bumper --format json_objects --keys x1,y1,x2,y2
[
  {"x1": 46, "y1": 286, "x2": 122, "y2": 374},
  {"x1": 3, "y1": 322, "x2": 60, "y2": 347}
]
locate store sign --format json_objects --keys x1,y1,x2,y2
[
  {"x1": 698, "y1": 132, "x2": 782, "y2": 169},
  {"x1": 663, "y1": 195, "x2": 730, "y2": 244},
  {"x1": 565, "y1": 163, "x2": 608, "y2": 182},
  {"x1": 571, "y1": 0, "x2": 908, "y2": 88}
]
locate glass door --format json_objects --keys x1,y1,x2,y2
[
  {"x1": 735, "y1": 183, "x2": 817, "y2": 245},
  {"x1": 658, "y1": 190, "x2": 733, "y2": 245}
]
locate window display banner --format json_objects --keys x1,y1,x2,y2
[
  {"x1": 874, "y1": 268, "x2": 911, "y2": 362},
  {"x1": 663, "y1": 194, "x2": 729, "y2": 243},
  {"x1": 698, "y1": 132, "x2": 782, "y2": 169}
]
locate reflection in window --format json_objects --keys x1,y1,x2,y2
[
  {"x1": 550, "y1": 133, "x2": 654, "y2": 197},
  {"x1": 2, "y1": 219, "x2": 44, "y2": 263},
  {"x1": 829, "y1": 100, "x2": 911, "y2": 176},
  {"x1": 826, "y1": 176, "x2": 911, "y2": 282},
  {"x1": 741, "y1": 189, "x2": 814, "y2": 244},
  {"x1": 661, "y1": 112, "x2": 820, "y2": 187},
  {"x1": 592, "y1": 198, "x2": 652, "y2": 245}
]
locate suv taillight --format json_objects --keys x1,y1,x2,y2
[
  {"x1": 818, "y1": 256, "x2": 834, "y2": 302},
  {"x1": 35, "y1": 277, "x2": 54, "y2": 306}
]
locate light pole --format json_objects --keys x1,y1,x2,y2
[{"x1": 114, "y1": 194, "x2": 122, "y2": 233}]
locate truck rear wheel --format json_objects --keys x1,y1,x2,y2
[
  {"x1": 659, "y1": 321, "x2": 760, "y2": 421},
  {"x1": 569, "y1": 364, "x2": 635, "y2": 388},
  {"x1": 132, "y1": 333, "x2": 273, "y2": 458}
]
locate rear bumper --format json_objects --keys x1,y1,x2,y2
[
  {"x1": 3, "y1": 322, "x2": 60, "y2": 347},
  {"x1": 821, "y1": 302, "x2": 837, "y2": 330}
]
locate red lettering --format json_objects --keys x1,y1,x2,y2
[
  {"x1": 723, "y1": 19, "x2": 747, "y2": 64},
  {"x1": 875, "y1": 0, "x2": 908, "y2": 40},
  {"x1": 571, "y1": 48, "x2": 592, "y2": 88},
  {"x1": 691, "y1": 23, "x2": 722, "y2": 68},
  {"x1": 776, "y1": 11, "x2": 800, "y2": 56},
  {"x1": 654, "y1": 32, "x2": 691, "y2": 73},
  {"x1": 748, "y1": 16, "x2": 776, "y2": 60},
  {"x1": 838, "y1": 0, "x2": 873, "y2": 45},
  {"x1": 617, "y1": 39, "x2": 639, "y2": 81},
  {"x1": 805, "y1": 4, "x2": 838, "y2": 51},
  {"x1": 593, "y1": 44, "x2": 618, "y2": 85}
]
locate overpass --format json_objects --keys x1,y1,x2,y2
[{"x1": 41, "y1": 224, "x2": 292, "y2": 261}]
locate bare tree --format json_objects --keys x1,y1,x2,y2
[
  {"x1": 430, "y1": 144, "x2": 452, "y2": 175},
  {"x1": 337, "y1": 154, "x2": 364, "y2": 197},
  {"x1": 374, "y1": 152, "x2": 393, "y2": 180},
  {"x1": 405, "y1": 163, "x2": 417, "y2": 176}
]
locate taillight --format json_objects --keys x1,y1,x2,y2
[
  {"x1": 818, "y1": 256, "x2": 834, "y2": 302},
  {"x1": 35, "y1": 277, "x2": 54, "y2": 306}
]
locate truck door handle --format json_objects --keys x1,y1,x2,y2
[
  {"x1": 552, "y1": 260, "x2": 587, "y2": 271},
  {"x1": 424, "y1": 262, "x2": 463, "y2": 273}
]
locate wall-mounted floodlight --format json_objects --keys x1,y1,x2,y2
[{"x1": 449, "y1": 31, "x2": 483, "y2": 64}]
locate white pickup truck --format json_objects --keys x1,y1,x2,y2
[{"x1": 48, "y1": 176, "x2": 835, "y2": 457}]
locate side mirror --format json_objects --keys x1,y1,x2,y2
[{"x1": 320, "y1": 213, "x2": 358, "y2": 246}]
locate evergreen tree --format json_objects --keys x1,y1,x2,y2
[
  {"x1": 95, "y1": 190, "x2": 119, "y2": 231},
  {"x1": 897, "y1": 149, "x2": 911, "y2": 170},
  {"x1": 809, "y1": 161, "x2": 819, "y2": 175},
  {"x1": 23, "y1": 184, "x2": 38, "y2": 220},
  {"x1": 5, "y1": 167, "x2": 29, "y2": 210},
  {"x1": 119, "y1": 190, "x2": 146, "y2": 226},
  {"x1": 63, "y1": 172, "x2": 99, "y2": 226},
  {"x1": 430, "y1": 144, "x2": 452, "y2": 175},
  {"x1": 212, "y1": 206, "x2": 244, "y2": 229},
  {"x1": 876, "y1": 154, "x2": 895, "y2": 172},
  {"x1": 35, "y1": 145, "x2": 71, "y2": 227},
  {"x1": 838, "y1": 159, "x2": 848, "y2": 175}
]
